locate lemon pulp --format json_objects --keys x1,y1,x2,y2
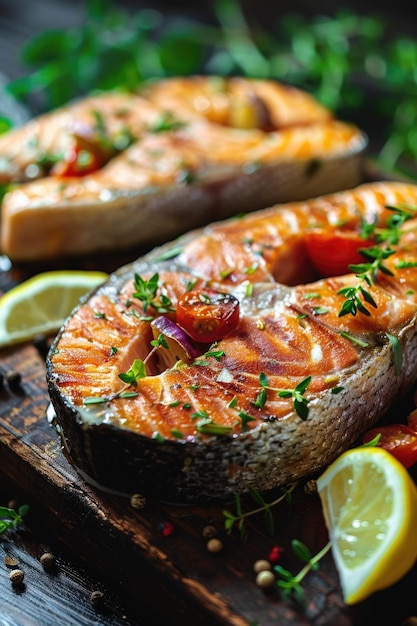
[
  {"x1": 317, "y1": 446, "x2": 417, "y2": 604},
  {"x1": 0, "y1": 270, "x2": 108, "y2": 347}
]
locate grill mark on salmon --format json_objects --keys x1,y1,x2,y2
[
  {"x1": 46, "y1": 180, "x2": 417, "y2": 503},
  {"x1": 0, "y1": 76, "x2": 367, "y2": 261}
]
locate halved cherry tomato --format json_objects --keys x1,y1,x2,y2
[
  {"x1": 51, "y1": 130, "x2": 110, "y2": 178},
  {"x1": 52, "y1": 146, "x2": 101, "y2": 177},
  {"x1": 363, "y1": 423, "x2": 417, "y2": 468},
  {"x1": 176, "y1": 289, "x2": 240, "y2": 343},
  {"x1": 304, "y1": 230, "x2": 375, "y2": 277}
]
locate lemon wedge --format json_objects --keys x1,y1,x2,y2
[
  {"x1": 0, "y1": 270, "x2": 108, "y2": 348},
  {"x1": 316, "y1": 446, "x2": 417, "y2": 605}
]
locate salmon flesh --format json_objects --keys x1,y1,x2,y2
[
  {"x1": 0, "y1": 76, "x2": 367, "y2": 261},
  {"x1": 46, "y1": 180, "x2": 417, "y2": 503}
]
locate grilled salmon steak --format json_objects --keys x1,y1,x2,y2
[
  {"x1": 0, "y1": 76, "x2": 367, "y2": 261},
  {"x1": 46, "y1": 180, "x2": 417, "y2": 503}
]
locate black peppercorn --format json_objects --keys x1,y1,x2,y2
[{"x1": 6, "y1": 370, "x2": 22, "y2": 389}]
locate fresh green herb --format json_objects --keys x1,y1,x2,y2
[
  {"x1": 219, "y1": 267, "x2": 234, "y2": 279},
  {"x1": 245, "y1": 283, "x2": 254, "y2": 297},
  {"x1": 396, "y1": 260, "x2": 417, "y2": 269},
  {"x1": 339, "y1": 331, "x2": 370, "y2": 348},
  {"x1": 132, "y1": 272, "x2": 175, "y2": 313},
  {"x1": 228, "y1": 395, "x2": 238, "y2": 408},
  {"x1": 386, "y1": 332, "x2": 403, "y2": 375},
  {"x1": 303, "y1": 292, "x2": 321, "y2": 300},
  {"x1": 150, "y1": 333, "x2": 169, "y2": 350},
  {"x1": 118, "y1": 358, "x2": 147, "y2": 386},
  {"x1": 204, "y1": 349, "x2": 226, "y2": 361},
  {"x1": 275, "y1": 540, "x2": 332, "y2": 606},
  {"x1": 375, "y1": 204, "x2": 417, "y2": 245},
  {"x1": 223, "y1": 484, "x2": 296, "y2": 540},
  {"x1": 360, "y1": 432, "x2": 381, "y2": 447},
  {"x1": 150, "y1": 112, "x2": 186, "y2": 133},
  {"x1": 277, "y1": 377, "x2": 312, "y2": 421},
  {"x1": 83, "y1": 396, "x2": 107, "y2": 405},
  {"x1": 252, "y1": 387, "x2": 267, "y2": 409},
  {"x1": 7, "y1": 1, "x2": 417, "y2": 178},
  {"x1": 338, "y1": 246, "x2": 396, "y2": 317},
  {"x1": 0, "y1": 504, "x2": 29, "y2": 535},
  {"x1": 196, "y1": 421, "x2": 233, "y2": 436},
  {"x1": 256, "y1": 373, "x2": 312, "y2": 420},
  {"x1": 119, "y1": 391, "x2": 139, "y2": 399},
  {"x1": 238, "y1": 410, "x2": 256, "y2": 432}
]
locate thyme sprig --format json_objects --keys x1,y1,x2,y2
[
  {"x1": 132, "y1": 273, "x2": 175, "y2": 314},
  {"x1": 0, "y1": 504, "x2": 29, "y2": 535},
  {"x1": 338, "y1": 203, "x2": 417, "y2": 317},
  {"x1": 223, "y1": 484, "x2": 296, "y2": 540},
  {"x1": 337, "y1": 246, "x2": 396, "y2": 317},
  {"x1": 253, "y1": 373, "x2": 312, "y2": 420},
  {"x1": 275, "y1": 540, "x2": 332, "y2": 606},
  {"x1": 375, "y1": 204, "x2": 417, "y2": 245}
]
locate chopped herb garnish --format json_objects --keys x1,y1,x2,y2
[
  {"x1": 118, "y1": 358, "x2": 147, "y2": 386},
  {"x1": 204, "y1": 349, "x2": 226, "y2": 361},
  {"x1": 132, "y1": 272, "x2": 175, "y2": 313},
  {"x1": 395, "y1": 260, "x2": 417, "y2": 269},
  {"x1": 238, "y1": 410, "x2": 256, "y2": 432},
  {"x1": 339, "y1": 331, "x2": 370, "y2": 348},
  {"x1": 228, "y1": 395, "x2": 238, "y2": 408},
  {"x1": 83, "y1": 396, "x2": 107, "y2": 405},
  {"x1": 150, "y1": 333, "x2": 169, "y2": 349},
  {"x1": 196, "y1": 420, "x2": 233, "y2": 436},
  {"x1": 150, "y1": 112, "x2": 186, "y2": 133},
  {"x1": 257, "y1": 372, "x2": 312, "y2": 420},
  {"x1": 386, "y1": 332, "x2": 403, "y2": 376}
]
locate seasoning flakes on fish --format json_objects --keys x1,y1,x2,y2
[
  {"x1": 0, "y1": 76, "x2": 368, "y2": 261},
  {"x1": 46, "y1": 180, "x2": 417, "y2": 503}
]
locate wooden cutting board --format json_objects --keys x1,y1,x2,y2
[{"x1": 1, "y1": 318, "x2": 417, "y2": 626}]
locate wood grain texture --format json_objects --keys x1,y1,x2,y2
[{"x1": 1, "y1": 340, "x2": 417, "y2": 626}]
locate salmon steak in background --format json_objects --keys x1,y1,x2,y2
[
  {"x1": 46, "y1": 180, "x2": 417, "y2": 504},
  {"x1": 0, "y1": 75, "x2": 367, "y2": 261}
]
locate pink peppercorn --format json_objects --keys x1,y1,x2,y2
[
  {"x1": 268, "y1": 545, "x2": 284, "y2": 564},
  {"x1": 159, "y1": 521, "x2": 174, "y2": 537}
]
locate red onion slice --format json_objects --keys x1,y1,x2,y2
[{"x1": 151, "y1": 316, "x2": 200, "y2": 369}]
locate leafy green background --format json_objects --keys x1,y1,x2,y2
[{"x1": 2, "y1": 0, "x2": 417, "y2": 178}]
